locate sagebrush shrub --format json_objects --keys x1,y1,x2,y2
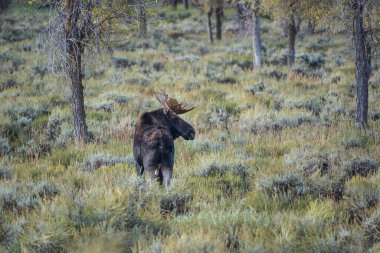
[
  {"x1": 82, "y1": 153, "x2": 134, "y2": 171},
  {"x1": 343, "y1": 157, "x2": 378, "y2": 179},
  {"x1": 256, "y1": 172, "x2": 307, "y2": 199},
  {"x1": 33, "y1": 181, "x2": 60, "y2": 199},
  {"x1": 284, "y1": 145, "x2": 329, "y2": 175},
  {"x1": 0, "y1": 138, "x2": 11, "y2": 155},
  {"x1": 364, "y1": 210, "x2": 380, "y2": 246}
]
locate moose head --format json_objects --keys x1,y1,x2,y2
[{"x1": 133, "y1": 92, "x2": 195, "y2": 187}]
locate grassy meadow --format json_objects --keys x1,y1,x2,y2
[{"x1": 0, "y1": 3, "x2": 380, "y2": 253}]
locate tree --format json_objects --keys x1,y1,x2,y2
[
  {"x1": 352, "y1": 1, "x2": 371, "y2": 129},
  {"x1": 0, "y1": 0, "x2": 12, "y2": 12},
  {"x1": 262, "y1": 0, "x2": 303, "y2": 66},
  {"x1": 171, "y1": 0, "x2": 178, "y2": 9},
  {"x1": 286, "y1": 12, "x2": 297, "y2": 65},
  {"x1": 198, "y1": 0, "x2": 214, "y2": 44},
  {"x1": 302, "y1": 0, "x2": 379, "y2": 129},
  {"x1": 63, "y1": 0, "x2": 90, "y2": 142},
  {"x1": 215, "y1": 0, "x2": 223, "y2": 40},
  {"x1": 45, "y1": 0, "x2": 156, "y2": 142},
  {"x1": 138, "y1": 0, "x2": 147, "y2": 37},
  {"x1": 207, "y1": 4, "x2": 214, "y2": 44},
  {"x1": 238, "y1": 0, "x2": 262, "y2": 67},
  {"x1": 195, "y1": 0, "x2": 223, "y2": 43},
  {"x1": 183, "y1": 0, "x2": 189, "y2": 9}
]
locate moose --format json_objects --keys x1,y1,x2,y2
[{"x1": 133, "y1": 92, "x2": 195, "y2": 187}]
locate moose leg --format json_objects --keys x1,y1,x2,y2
[
  {"x1": 136, "y1": 163, "x2": 144, "y2": 176},
  {"x1": 145, "y1": 168, "x2": 157, "y2": 184},
  {"x1": 158, "y1": 168, "x2": 164, "y2": 185},
  {"x1": 161, "y1": 166, "x2": 173, "y2": 188}
]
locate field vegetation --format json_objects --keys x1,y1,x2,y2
[{"x1": 0, "y1": 1, "x2": 379, "y2": 252}]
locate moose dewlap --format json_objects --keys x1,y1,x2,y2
[{"x1": 133, "y1": 92, "x2": 195, "y2": 187}]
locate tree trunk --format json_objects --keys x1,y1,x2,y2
[
  {"x1": 138, "y1": 0, "x2": 147, "y2": 37},
  {"x1": 171, "y1": 0, "x2": 177, "y2": 9},
  {"x1": 65, "y1": 0, "x2": 88, "y2": 142},
  {"x1": 236, "y1": 1, "x2": 246, "y2": 36},
  {"x1": 215, "y1": 0, "x2": 223, "y2": 40},
  {"x1": 183, "y1": 0, "x2": 189, "y2": 9},
  {"x1": 353, "y1": 2, "x2": 370, "y2": 129},
  {"x1": 252, "y1": 0, "x2": 262, "y2": 67},
  {"x1": 307, "y1": 19, "x2": 314, "y2": 34},
  {"x1": 287, "y1": 13, "x2": 297, "y2": 65},
  {"x1": 207, "y1": 8, "x2": 214, "y2": 44}
]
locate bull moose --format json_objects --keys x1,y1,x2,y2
[{"x1": 133, "y1": 92, "x2": 195, "y2": 187}]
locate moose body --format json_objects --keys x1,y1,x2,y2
[{"x1": 133, "y1": 93, "x2": 195, "y2": 187}]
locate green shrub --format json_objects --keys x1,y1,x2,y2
[
  {"x1": 195, "y1": 162, "x2": 248, "y2": 178},
  {"x1": 0, "y1": 186, "x2": 36, "y2": 213},
  {"x1": 341, "y1": 136, "x2": 367, "y2": 150},
  {"x1": 186, "y1": 139, "x2": 223, "y2": 154},
  {"x1": 266, "y1": 70, "x2": 287, "y2": 80},
  {"x1": 291, "y1": 67, "x2": 323, "y2": 78},
  {"x1": 0, "y1": 77, "x2": 18, "y2": 91},
  {"x1": 298, "y1": 54, "x2": 325, "y2": 68},
  {"x1": 309, "y1": 176, "x2": 345, "y2": 201},
  {"x1": 0, "y1": 138, "x2": 11, "y2": 155},
  {"x1": 33, "y1": 181, "x2": 60, "y2": 199},
  {"x1": 256, "y1": 172, "x2": 307, "y2": 199},
  {"x1": 247, "y1": 82, "x2": 265, "y2": 95},
  {"x1": 107, "y1": 93, "x2": 131, "y2": 105},
  {"x1": 0, "y1": 166, "x2": 12, "y2": 180},
  {"x1": 185, "y1": 81, "x2": 200, "y2": 91},
  {"x1": 160, "y1": 194, "x2": 192, "y2": 216},
  {"x1": 343, "y1": 157, "x2": 378, "y2": 179},
  {"x1": 251, "y1": 114, "x2": 317, "y2": 133},
  {"x1": 345, "y1": 179, "x2": 379, "y2": 223},
  {"x1": 16, "y1": 139, "x2": 49, "y2": 160},
  {"x1": 364, "y1": 210, "x2": 380, "y2": 247},
  {"x1": 1, "y1": 27, "x2": 33, "y2": 42},
  {"x1": 285, "y1": 98, "x2": 322, "y2": 116},
  {"x1": 82, "y1": 153, "x2": 134, "y2": 171},
  {"x1": 43, "y1": 114, "x2": 62, "y2": 142},
  {"x1": 284, "y1": 145, "x2": 329, "y2": 175}
]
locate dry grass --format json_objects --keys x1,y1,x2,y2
[{"x1": 0, "y1": 3, "x2": 379, "y2": 253}]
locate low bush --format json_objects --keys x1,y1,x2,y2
[
  {"x1": 284, "y1": 145, "x2": 329, "y2": 175},
  {"x1": 107, "y1": 93, "x2": 131, "y2": 105},
  {"x1": 266, "y1": 70, "x2": 287, "y2": 80},
  {"x1": 33, "y1": 181, "x2": 60, "y2": 199},
  {"x1": 16, "y1": 139, "x2": 50, "y2": 160},
  {"x1": 126, "y1": 77, "x2": 150, "y2": 86},
  {"x1": 0, "y1": 185, "x2": 36, "y2": 213},
  {"x1": 160, "y1": 194, "x2": 192, "y2": 216},
  {"x1": 82, "y1": 153, "x2": 134, "y2": 171},
  {"x1": 0, "y1": 138, "x2": 11, "y2": 155},
  {"x1": 285, "y1": 98, "x2": 322, "y2": 116},
  {"x1": 256, "y1": 172, "x2": 307, "y2": 199},
  {"x1": 309, "y1": 176, "x2": 345, "y2": 201},
  {"x1": 0, "y1": 166, "x2": 12, "y2": 180},
  {"x1": 251, "y1": 114, "x2": 317, "y2": 133},
  {"x1": 341, "y1": 136, "x2": 367, "y2": 149},
  {"x1": 344, "y1": 178, "x2": 379, "y2": 223},
  {"x1": 343, "y1": 157, "x2": 378, "y2": 179},
  {"x1": 291, "y1": 67, "x2": 323, "y2": 78},
  {"x1": 298, "y1": 54, "x2": 325, "y2": 68},
  {"x1": 247, "y1": 82, "x2": 265, "y2": 95},
  {"x1": 364, "y1": 210, "x2": 380, "y2": 246},
  {"x1": 195, "y1": 162, "x2": 248, "y2": 177}
]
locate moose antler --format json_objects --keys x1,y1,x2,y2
[{"x1": 155, "y1": 92, "x2": 195, "y2": 114}]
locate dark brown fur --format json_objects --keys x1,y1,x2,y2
[{"x1": 133, "y1": 109, "x2": 195, "y2": 187}]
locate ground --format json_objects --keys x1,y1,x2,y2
[{"x1": 0, "y1": 3, "x2": 380, "y2": 253}]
